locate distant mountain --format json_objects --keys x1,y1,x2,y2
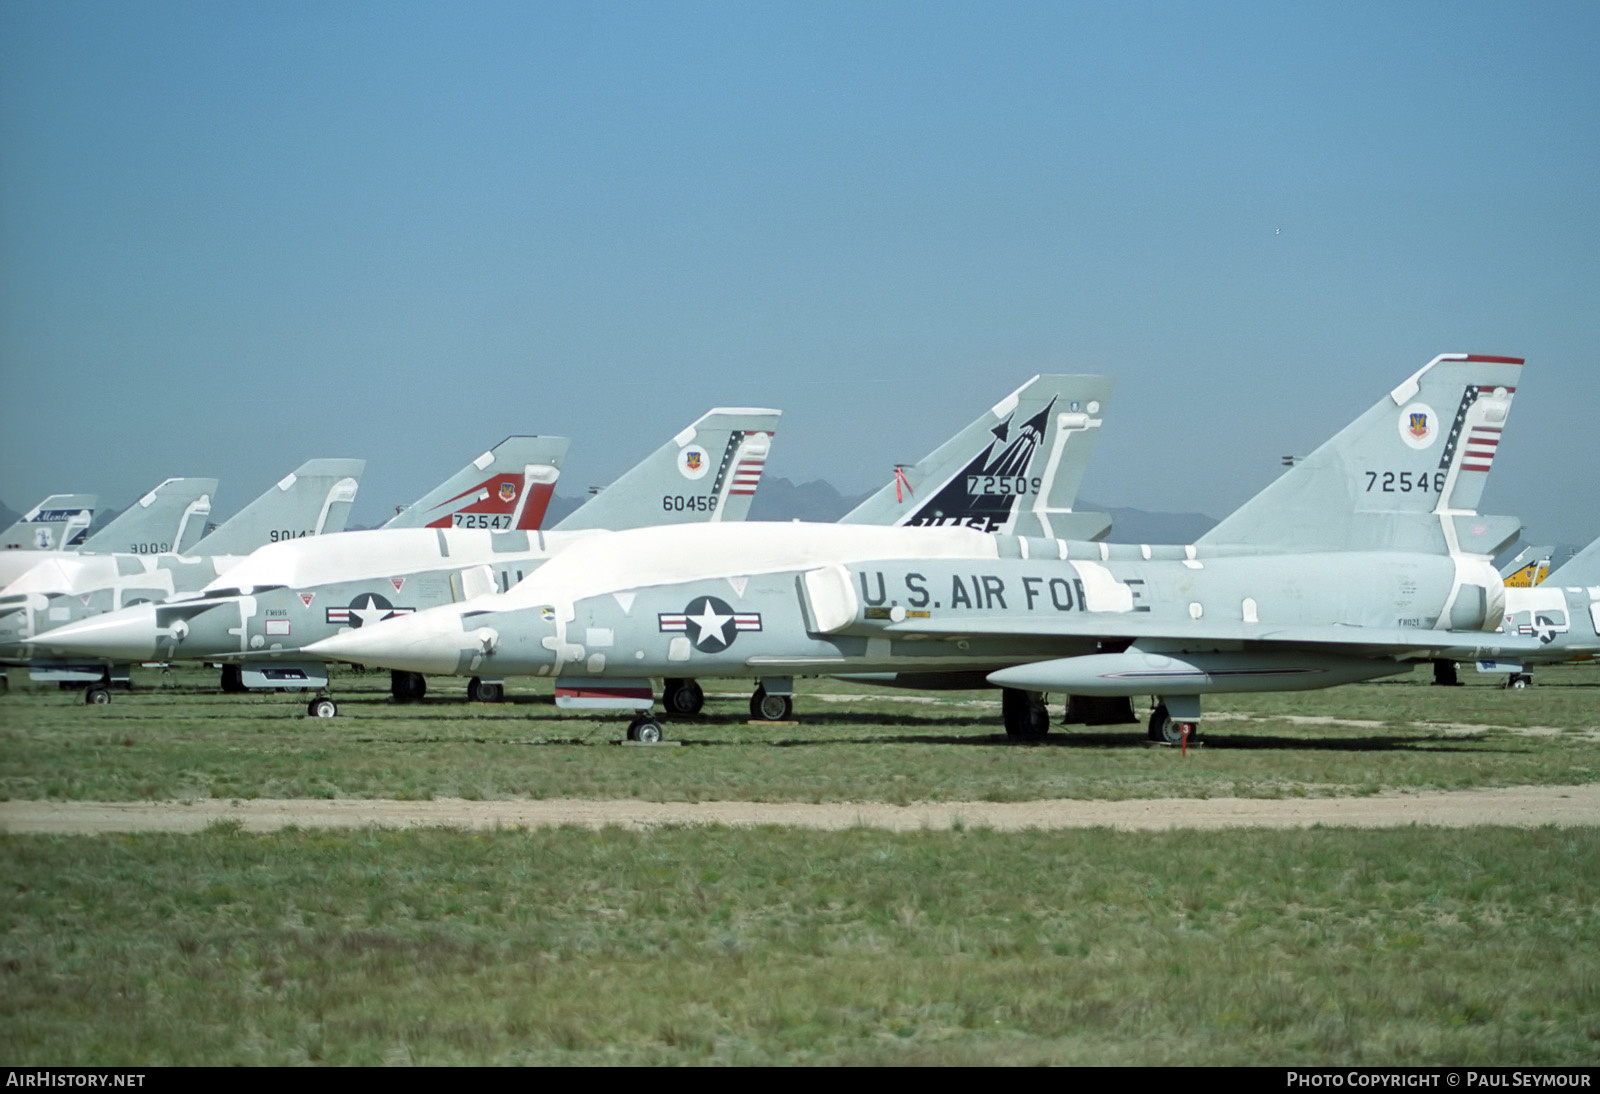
[{"x1": 1078, "y1": 502, "x2": 1218, "y2": 546}]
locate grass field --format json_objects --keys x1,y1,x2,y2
[
  {"x1": 2, "y1": 662, "x2": 1597, "y2": 1064},
  {"x1": 1, "y1": 662, "x2": 1597, "y2": 803}
]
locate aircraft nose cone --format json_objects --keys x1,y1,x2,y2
[
  {"x1": 305, "y1": 610, "x2": 473, "y2": 676},
  {"x1": 25, "y1": 603, "x2": 163, "y2": 660}
]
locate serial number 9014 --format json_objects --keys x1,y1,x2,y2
[
  {"x1": 1364, "y1": 470, "x2": 1447, "y2": 494},
  {"x1": 663, "y1": 495, "x2": 719, "y2": 512}
]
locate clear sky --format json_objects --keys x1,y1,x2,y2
[{"x1": 3, "y1": 1, "x2": 1596, "y2": 545}]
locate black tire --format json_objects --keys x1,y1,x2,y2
[
  {"x1": 307, "y1": 697, "x2": 338, "y2": 718},
  {"x1": 1001, "y1": 688, "x2": 1048, "y2": 739},
  {"x1": 627, "y1": 717, "x2": 664, "y2": 744},
  {"x1": 478, "y1": 681, "x2": 504, "y2": 703},
  {"x1": 85, "y1": 686, "x2": 112, "y2": 706},
  {"x1": 219, "y1": 664, "x2": 246, "y2": 694},
  {"x1": 391, "y1": 671, "x2": 426, "y2": 702},
  {"x1": 1508, "y1": 673, "x2": 1532, "y2": 689},
  {"x1": 663, "y1": 678, "x2": 705, "y2": 716},
  {"x1": 749, "y1": 686, "x2": 793, "y2": 722}
]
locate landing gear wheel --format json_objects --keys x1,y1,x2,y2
[
  {"x1": 467, "y1": 677, "x2": 505, "y2": 703},
  {"x1": 663, "y1": 678, "x2": 705, "y2": 716},
  {"x1": 1147, "y1": 703, "x2": 1200, "y2": 745},
  {"x1": 307, "y1": 697, "x2": 338, "y2": 718},
  {"x1": 1507, "y1": 673, "x2": 1532, "y2": 689},
  {"x1": 750, "y1": 686, "x2": 793, "y2": 722},
  {"x1": 219, "y1": 664, "x2": 247, "y2": 694},
  {"x1": 85, "y1": 686, "x2": 111, "y2": 706},
  {"x1": 391, "y1": 671, "x2": 426, "y2": 702},
  {"x1": 1001, "y1": 688, "x2": 1049, "y2": 739},
  {"x1": 626, "y1": 716, "x2": 664, "y2": 744}
]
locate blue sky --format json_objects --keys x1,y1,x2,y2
[{"x1": 3, "y1": 1, "x2": 1596, "y2": 544}]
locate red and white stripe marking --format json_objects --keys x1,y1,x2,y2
[
  {"x1": 729, "y1": 458, "x2": 766, "y2": 496},
  {"x1": 1461, "y1": 425, "x2": 1500, "y2": 473}
]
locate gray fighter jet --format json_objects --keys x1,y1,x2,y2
[
  {"x1": 0, "y1": 458, "x2": 365, "y2": 699},
  {"x1": 28, "y1": 411, "x2": 778, "y2": 709},
  {"x1": 298, "y1": 354, "x2": 1540, "y2": 742}
]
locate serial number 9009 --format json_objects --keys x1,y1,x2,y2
[
  {"x1": 127, "y1": 542, "x2": 172, "y2": 554},
  {"x1": 663, "y1": 495, "x2": 719, "y2": 512},
  {"x1": 966, "y1": 475, "x2": 1042, "y2": 496}
]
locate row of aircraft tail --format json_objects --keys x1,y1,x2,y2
[{"x1": 8, "y1": 353, "x2": 1598, "y2": 745}]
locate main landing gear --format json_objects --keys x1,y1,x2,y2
[
  {"x1": 1001, "y1": 688, "x2": 1049, "y2": 739},
  {"x1": 662, "y1": 678, "x2": 704, "y2": 715},
  {"x1": 749, "y1": 684, "x2": 793, "y2": 722},
  {"x1": 307, "y1": 695, "x2": 338, "y2": 718},
  {"x1": 1147, "y1": 702, "x2": 1202, "y2": 745},
  {"x1": 467, "y1": 677, "x2": 504, "y2": 703},
  {"x1": 390, "y1": 671, "x2": 427, "y2": 702}
]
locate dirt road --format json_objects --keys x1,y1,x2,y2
[{"x1": 3, "y1": 784, "x2": 1597, "y2": 834}]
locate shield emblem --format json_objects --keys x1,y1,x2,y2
[
  {"x1": 1408, "y1": 412, "x2": 1429, "y2": 439},
  {"x1": 499, "y1": 482, "x2": 516, "y2": 502},
  {"x1": 685, "y1": 452, "x2": 702, "y2": 471}
]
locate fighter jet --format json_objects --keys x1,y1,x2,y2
[
  {"x1": 0, "y1": 494, "x2": 96, "y2": 582},
  {"x1": 656, "y1": 374, "x2": 1115, "y2": 717},
  {"x1": 36, "y1": 374, "x2": 1114, "y2": 718},
  {"x1": 300, "y1": 353, "x2": 1539, "y2": 743},
  {"x1": 3, "y1": 437, "x2": 575, "y2": 701},
  {"x1": 28, "y1": 411, "x2": 779, "y2": 710},
  {"x1": 382, "y1": 436, "x2": 567, "y2": 531},
  {"x1": 1465, "y1": 535, "x2": 1600, "y2": 686},
  {"x1": 838, "y1": 374, "x2": 1113, "y2": 540},
  {"x1": 0, "y1": 458, "x2": 364, "y2": 699},
  {"x1": 0, "y1": 480, "x2": 220, "y2": 588}
]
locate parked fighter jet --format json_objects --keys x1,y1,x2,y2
[
  {"x1": 1469, "y1": 535, "x2": 1600, "y2": 686},
  {"x1": 300, "y1": 353, "x2": 1539, "y2": 742},
  {"x1": 36, "y1": 374, "x2": 1115, "y2": 718},
  {"x1": 838, "y1": 374, "x2": 1113, "y2": 540},
  {"x1": 0, "y1": 458, "x2": 364, "y2": 698},
  {"x1": 3, "y1": 438, "x2": 575, "y2": 701},
  {"x1": 382, "y1": 437, "x2": 567, "y2": 531},
  {"x1": 0, "y1": 480, "x2": 220, "y2": 587},
  {"x1": 29, "y1": 410, "x2": 779, "y2": 710},
  {"x1": 0, "y1": 495, "x2": 96, "y2": 582}
]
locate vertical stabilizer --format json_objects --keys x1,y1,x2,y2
[
  {"x1": 1198, "y1": 354, "x2": 1524, "y2": 553},
  {"x1": 82, "y1": 478, "x2": 218, "y2": 555},
  {"x1": 1545, "y1": 536, "x2": 1600, "y2": 587},
  {"x1": 384, "y1": 437, "x2": 569, "y2": 531},
  {"x1": 841, "y1": 375, "x2": 1114, "y2": 538},
  {"x1": 553, "y1": 409, "x2": 781, "y2": 531},
  {"x1": 190, "y1": 459, "x2": 365, "y2": 556},
  {"x1": 0, "y1": 494, "x2": 97, "y2": 551}
]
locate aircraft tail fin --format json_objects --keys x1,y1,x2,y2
[
  {"x1": 0, "y1": 494, "x2": 97, "y2": 551},
  {"x1": 840, "y1": 375, "x2": 1114, "y2": 538},
  {"x1": 383, "y1": 437, "x2": 569, "y2": 531},
  {"x1": 190, "y1": 458, "x2": 365, "y2": 556},
  {"x1": 1197, "y1": 354, "x2": 1524, "y2": 554},
  {"x1": 1544, "y1": 536, "x2": 1600, "y2": 587},
  {"x1": 82, "y1": 478, "x2": 217, "y2": 555},
  {"x1": 553, "y1": 408, "x2": 780, "y2": 531}
]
